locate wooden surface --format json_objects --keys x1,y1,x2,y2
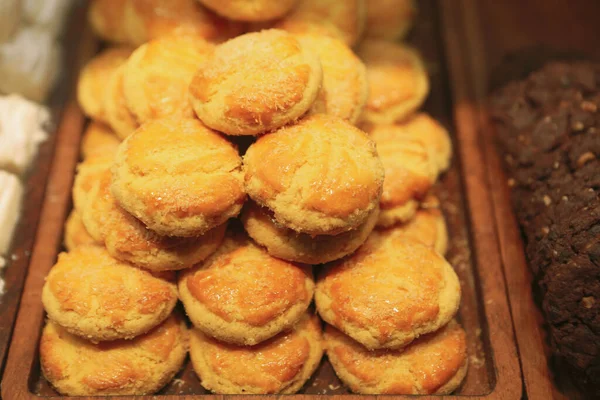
[
  {"x1": 2, "y1": 0, "x2": 522, "y2": 399},
  {"x1": 439, "y1": 1, "x2": 600, "y2": 399}
]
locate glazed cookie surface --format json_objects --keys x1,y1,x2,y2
[
  {"x1": 104, "y1": 65, "x2": 139, "y2": 140},
  {"x1": 189, "y1": 29, "x2": 322, "y2": 136},
  {"x1": 179, "y1": 232, "x2": 314, "y2": 346},
  {"x1": 42, "y1": 246, "x2": 178, "y2": 342},
  {"x1": 40, "y1": 314, "x2": 188, "y2": 396},
  {"x1": 296, "y1": 33, "x2": 368, "y2": 125},
  {"x1": 190, "y1": 314, "x2": 323, "y2": 394},
  {"x1": 123, "y1": 35, "x2": 215, "y2": 123},
  {"x1": 111, "y1": 117, "x2": 245, "y2": 237},
  {"x1": 400, "y1": 113, "x2": 453, "y2": 173},
  {"x1": 243, "y1": 114, "x2": 384, "y2": 235},
  {"x1": 63, "y1": 211, "x2": 98, "y2": 252},
  {"x1": 315, "y1": 235, "x2": 461, "y2": 350},
  {"x1": 358, "y1": 40, "x2": 429, "y2": 124},
  {"x1": 325, "y1": 320, "x2": 468, "y2": 394},
  {"x1": 198, "y1": 0, "x2": 299, "y2": 22},
  {"x1": 242, "y1": 201, "x2": 379, "y2": 264},
  {"x1": 80, "y1": 122, "x2": 121, "y2": 160},
  {"x1": 72, "y1": 154, "x2": 114, "y2": 215}
]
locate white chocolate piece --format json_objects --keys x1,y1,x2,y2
[
  {"x1": 0, "y1": 171, "x2": 23, "y2": 255},
  {"x1": 23, "y1": 0, "x2": 74, "y2": 38}
]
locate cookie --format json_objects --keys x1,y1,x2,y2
[
  {"x1": 42, "y1": 246, "x2": 178, "y2": 342},
  {"x1": 243, "y1": 114, "x2": 384, "y2": 235},
  {"x1": 325, "y1": 320, "x2": 468, "y2": 394},
  {"x1": 315, "y1": 235, "x2": 461, "y2": 350},
  {"x1": 104, "y1": 64, "x2": 139, "y2": 140},
  {"x1": 364, "y1": 0, "x2": 416, "y2": 40},
  {"x1": 274, "y1": 0, "x2": 366, "y2": 47},
  {"x1": 88, "y1": 0, "x2": 130, "y2": 44},
  {"x1": 189, "y1": 29, "x2": 322, "y2": 136},
  {"x1": 83, "y1": 168, "x2": 227, "y2": 271},
  {"x1": 189, "y1": 313, "x2": 323, "y2": 394},
  {"x1": 123, "y1": 35, "x2": 214, "y2": 123},
  {"x1": 178, "y1": 232, "x2": 314, "y2": 345},
  {"x1": 358, "y1": 40, "x2": 429, "y2": 124},
  {"x1": 111, "y1": 117, "x2": 245, "y2": 237},
  {"x1": 40, "y1": 314, "x2": 188, "y2": 396},
  {"x1": 197, "y1": 0, "x2": 299, "y2": 22},
  {"x1": 399, "y1": 113, "x2": 453, "y2": 173},
  {"x1": 63, "y1": 211, "x2": 98, "y2": 252},
  {"x1": 72, "y1": 154, "x2": 113, "y2": 215},
  {"x1": 242, "y1": 201, "x2": 379, "y2": 264},
  {"x1": 368, "y1": 122, "x2": 438, "y2": 226},
  {"x1": 296, "y1": 33, "x2": 368, "y2": 125},
  {"x1": 80, "y1": 122, "x2": 121, "y2": 160},
  {"x1": 77, "y1": 46, "x2": 133, "y2": 124}
]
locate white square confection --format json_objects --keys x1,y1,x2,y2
[
  {"x1": 0, "y1": 170, "x2": 23, "y2": 255},
  {"x1": 0, "y1": 0, "x2": 21, "y2": 43},
  {"x1": 0, "y1": 94, "x2": 50, "y2": 175},
  {"x1": 23, "y1": 0, "x2": 74, "y2": 39}
]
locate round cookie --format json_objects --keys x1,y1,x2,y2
[
  {"x1": 72, "y1": 154, "x2": 113, "y2": 215},
  {"x1": 242, "y1": 201, "x2": 379, "y2": 264},
  {"x1": 190, "y1": 313, "x2": 323, "y2": 394},
  {"x1": 42, "y1": 246, "x2": 178, "y2": 342},
  {"x1": 379, "y1": 196, "x2": 448, "y2": 255},
  {"x1": 274, "y1": 0, "x2": 366, "y2": 47},
  {"x1": 104, "y1": 64, "x2": 139, "y2": 140},
  {"x1": 325, "y1": 320, "x2": 468, "y2": 395},
  {"x1": 358, "y1": 40, "x2": 429, "y2": 124},
  {"x1": 402, "y1": 113, "x2": 453, "y2": 173},
  {"x1": 83, "y1": 168, "x2": 227, "y2": 271},
  {"x1": 296, "y1": 33, "x2": 368, "y2": 125},
  {"x1": 40, "y1": 314, "x2": 188, "y2": 396},
  {"x1": 189, "y1": 29, "x2": 322, "y2": 136},
  {"x1": 111, "y1": 117, "x2": 245, "y2": 237},
  {"x1": 77, "y1": 46, "x2": 133, "y2": 123},
  {"x1": 123, "y1": 0, "x2": 244, "y2": 46},
  {"x1": 63, "y1": 211, "x2": 98, "y2": 252},
  {"x1": 368, "y1": 122, "x2": 438, "y2": 226},
  {"x1": 315, "y1": 234, "x2": 461, "y2": 350},
  {"x1": 243, "y1": 114, "x2": 384, "y2": 235},
  {"x1": 123, "y1": 35, "x2": 215, "y2": 123},
  {"x1": 80, "y1": 122, "x2": 121, "y2": 159},
  {"x1": 198, "y1": 0, "x2": 299, "y2": 22},
  {"x1": 88, "y1": 0, "x2": 130, "y2": 44},
  {"x1": 365, "y1": 0, "x2": 417, "y2": 40},
  {"x1": 178, "y1": 232, "x2": 314, "y2": 346}
]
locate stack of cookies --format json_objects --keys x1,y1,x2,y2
[{"x1": 40, "y1": 0, "x2": 468, "y2": 396}]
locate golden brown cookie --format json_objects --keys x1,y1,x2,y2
[
  {"x1": 274, "y1": 0, "x2": 366, "y2": 47},
  {"x1": 80, "y1": 122, "x2": 121, "y2": 160},
  {"x1": 241, "y1": 201, "x2": 379, "y2": 264},
  {"x1": 368, "y1": 122, "x2": 438, "y2": 226},
  {"x1": 198, "y1": 0, "x2": 299, "y2": 22},
  {"x1": 63, "y1": 211, "x2": 98, "y2": 252},
  {"x1": 190, "y1": 313, "x2": 323, "y2": 394},
  {"x1": 315, "y1": 235, "x2": 461, "y2": 350},
  {"x1": 243, "y1": 114, "x2": 384, "y2": 235},
  {"x1": 358, "y1": 40, "x2": 429, "y2": 124},
  {"x1": 83, "y1": 168, "x2": 227, "y2": 271},
  {"x1": 325, "y1": 320, "x2": 468, "y2": 394},
  {"x1": 77, "y1": 46, "x2": 133, "y2": 123},
  {"x1": 104, "y1": 64, "x2": 140, "y2": 140},
  {"x1": 379, "y1": 196, "x2": 448, "y2": 255},
  {"x1": 189, "y1": 29, "x2": 322, "y2": 136},
  {"x1": 111, "y1": 117, "x2": 245, "y2": 237},
  {"x1": 365, "y1": 0, "x2": 417, "y2": 40},
  {"x1": 72, "y1": 154, "x2": 113, "y2": 215},
  {"x1": 42, "y1": 246, "x2": 178, "y2": 342},
  {"x1": 402, "y1": 113, "x2": 453, "y2": 173},
  {"x1": 123, "y1": 35, "x2": 215, "y2": 123},
  {"x1": 296, "y1": 34, "x2": 368, "y2": 125},
  {"x1": 40, "y1": 314, "x2": 188, "y2": 396},
  {"x1": 178, "y1": 232, "x2": 314, "y2": 345},
  {"x1": 89, "y1": 0, "x2": 243, "y2": 46}
]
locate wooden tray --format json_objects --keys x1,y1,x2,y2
[
  {"x1": 440, "y1": 1, "x2": 600, "y2": 399},
  {"x1": 0, "y1": 2, "x2": 90, "y2": 376},
  {"x1": 1, "y1": 1, "x2": 522, "y2": 398}
]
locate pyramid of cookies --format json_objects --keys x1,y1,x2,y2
[{"x1": 40, "y1": 0, "x2": 467, "y2": 396}]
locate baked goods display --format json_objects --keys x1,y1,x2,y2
[
  {"x1": 38, "y1": 0, "x2": 468, "y2": 395},
  {"x1": 491, "y1": 61, "x2": 600, "y2": 394}
]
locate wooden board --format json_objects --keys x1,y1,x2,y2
[
  {"x1": 438, "y1": 1, "x2": 600, "y2": 399},
  {"x1": 0, "y1": 2, "x2": 92, "y2": 376},
  {"x1": 1, "y1": 1, "x2": 522, "y2": 399}
]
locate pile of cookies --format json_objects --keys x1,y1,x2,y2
[{"x1": 39, "y1": 0, "x2": 467, "y2": 396}]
